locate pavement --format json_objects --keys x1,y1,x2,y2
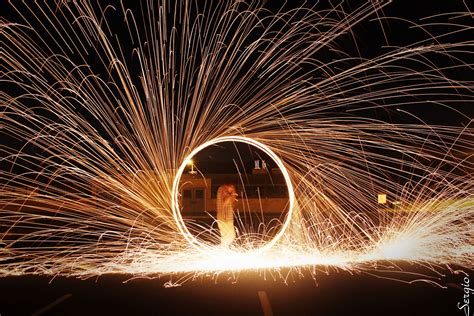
[{"x1": 0, "y1": 265, "x2": 470, "y2": 315}]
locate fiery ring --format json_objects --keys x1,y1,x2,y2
[{"x1": 172, "y1": 136, "x2": 295, "y2": 252}]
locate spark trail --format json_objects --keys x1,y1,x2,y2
[{"x1": 0, "y1": 1, "x2": 473, "y2": 281}]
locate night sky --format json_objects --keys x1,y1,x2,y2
[{"x1": 188, "y1": 141, "x2": 276, "y2": 174}]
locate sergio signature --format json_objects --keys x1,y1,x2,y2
[{"x1": 458, "y1": 277, "x2": 473, "y2": 316}]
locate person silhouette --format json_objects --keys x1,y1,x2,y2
[{"x1": 216, "y1": 184, "x2": 237, "y2": 246}]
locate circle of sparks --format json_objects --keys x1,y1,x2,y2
[{"x1": 172, "y1": 136, "x2": 295, "y2": 252}]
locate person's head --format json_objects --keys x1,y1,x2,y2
[{"x1": 217, "y1": 184, "x2": 237, "y2": 204}]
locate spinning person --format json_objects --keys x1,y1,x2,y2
[{"x1": 216, "y1": 184, "x2": 238, "y2": 246}]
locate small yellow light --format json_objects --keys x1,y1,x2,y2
[
  {"x1": 187, "y1": 159, "x2": 194, "y2": 166},
  {"x1": 378, "y1": 194, "x2": 387, "y2": 204}
]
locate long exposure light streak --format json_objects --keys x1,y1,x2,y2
[
  {"x1": 172, "y1": 136, "x2": 295, "y2": 252},
  {"x1": 0, "y1": 0, "x2": 473, "y2": 282}
]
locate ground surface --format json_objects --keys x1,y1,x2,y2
[{"x1": 0, "y1": 265, "x2": 470, "y2": 315}]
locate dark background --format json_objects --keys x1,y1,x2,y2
[{"x1": 1, "y1": 1, "x2": 473, "y2": 315}]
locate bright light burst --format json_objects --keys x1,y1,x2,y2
[{"x1": 1, "y1": 0, "x2": 473, "y2": 282}]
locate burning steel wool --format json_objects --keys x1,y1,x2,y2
[{"x1": 0, "y1": 0, "x2": 473, "y2": 283}]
